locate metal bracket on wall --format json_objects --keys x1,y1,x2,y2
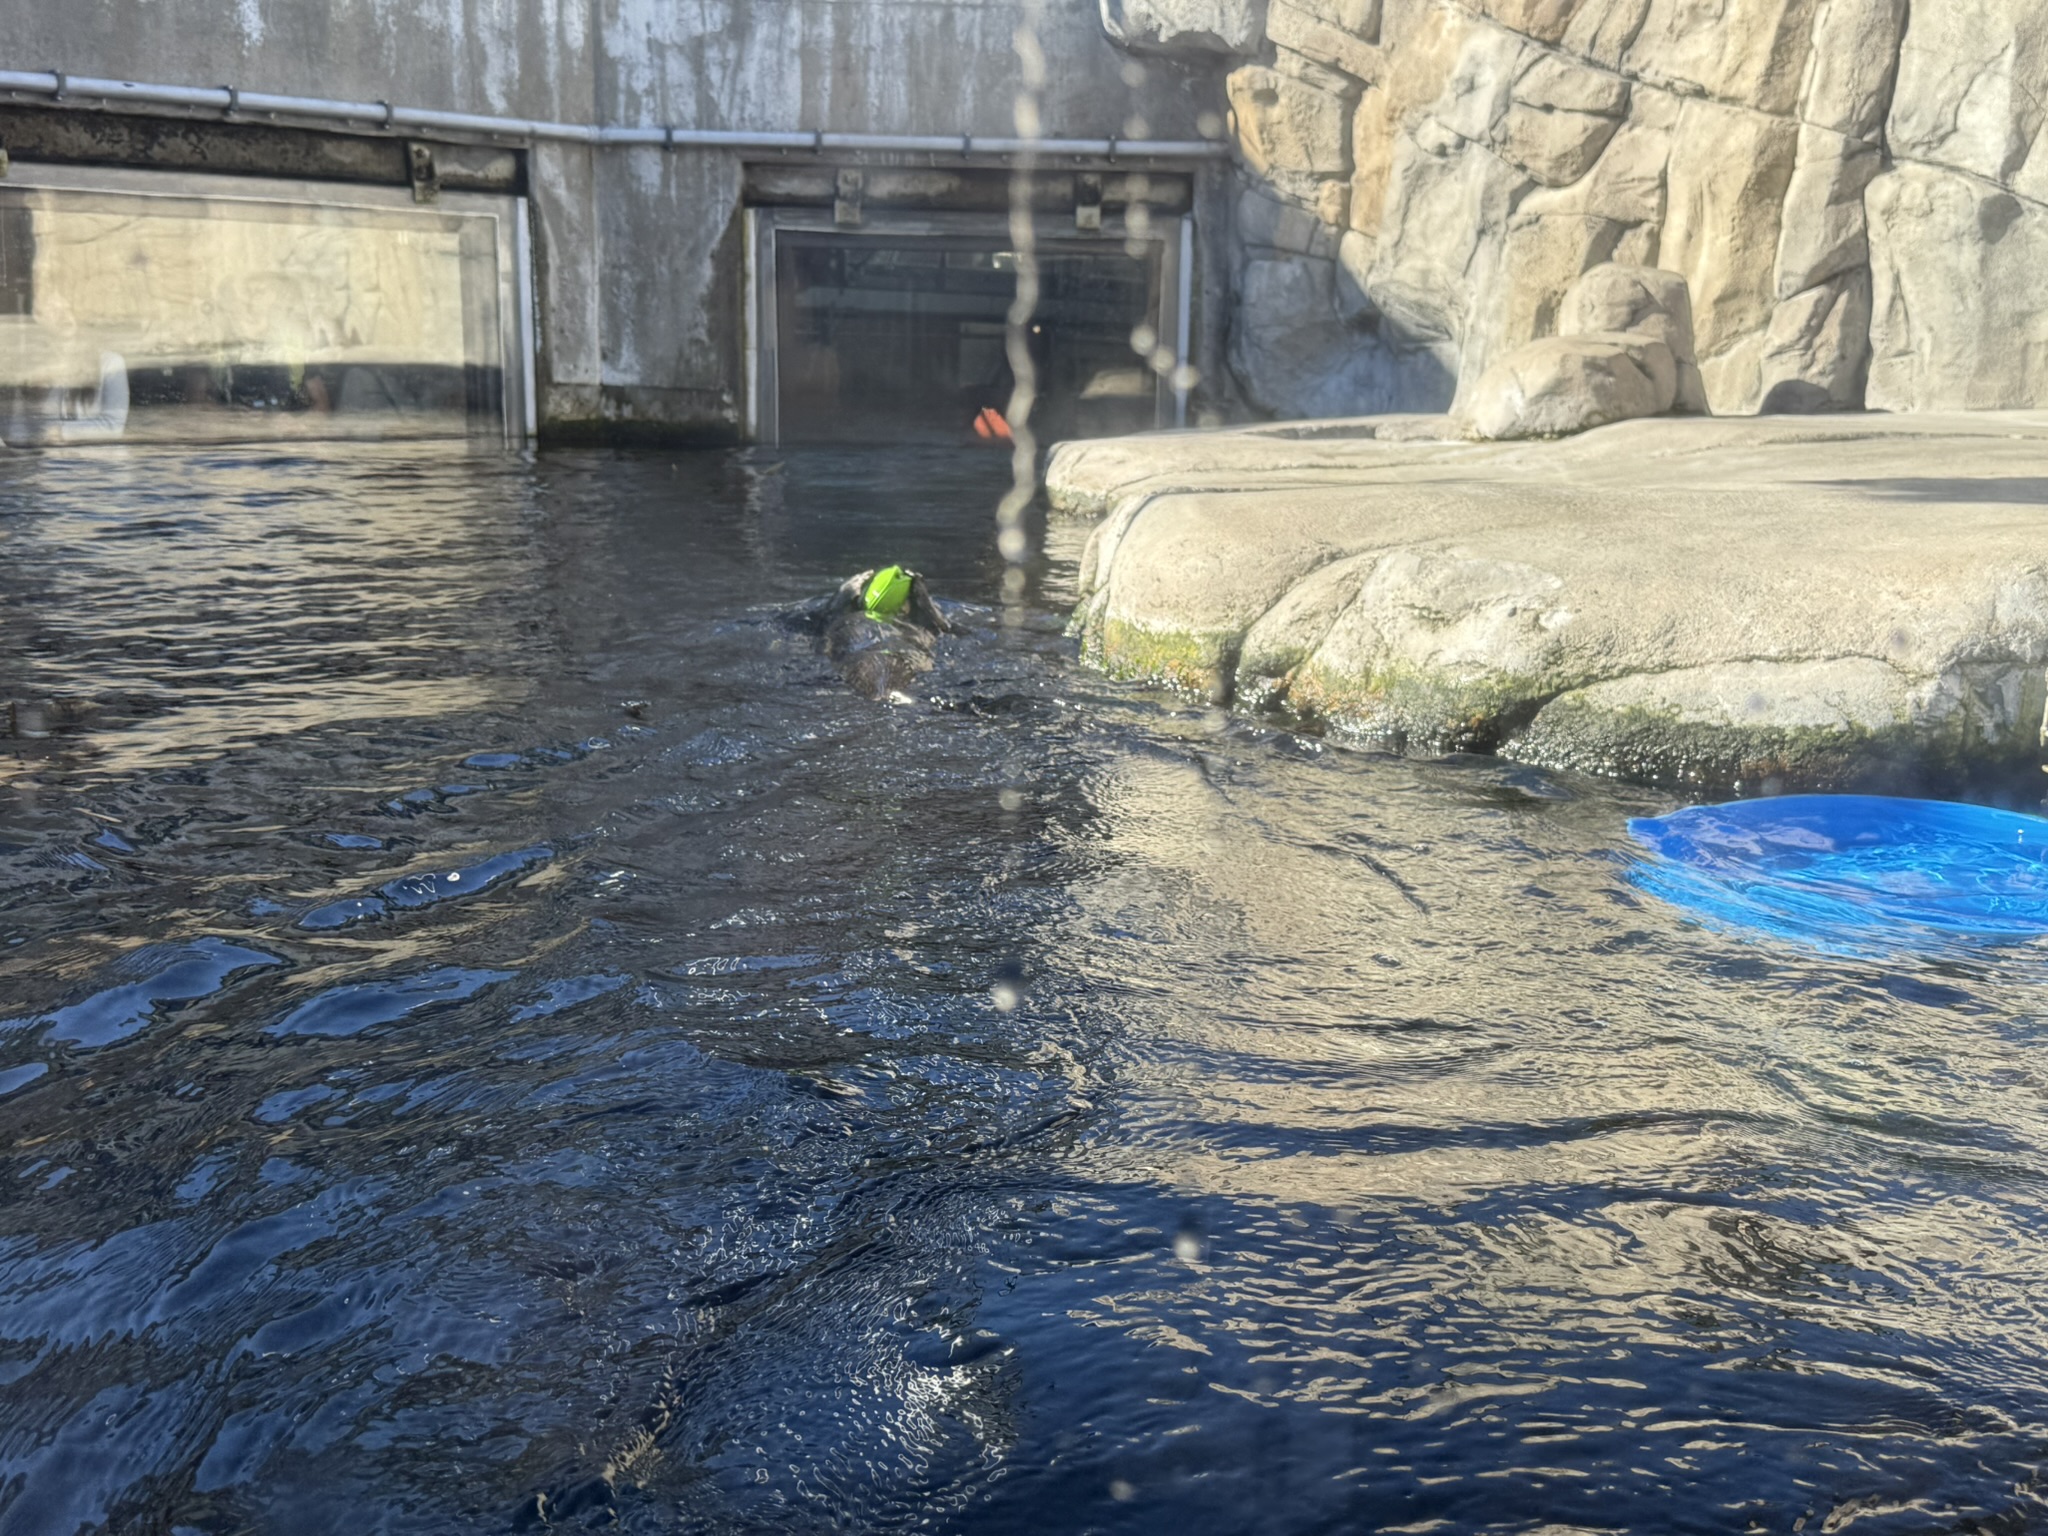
[
  {"x1": 1075, "y1": 172, "x2": 1103, "y2": 232},
  {"x1": 408, "y1": 141, "x2": 439, "y2": 203},
  {"x1": 834, "y1": 168, "x2": 863, "y2": 227}
]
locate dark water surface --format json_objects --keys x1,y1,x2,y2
[{"x1": 4, "y1": 446, "x2": 2048, "y2": 1535}]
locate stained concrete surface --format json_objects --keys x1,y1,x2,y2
[{"x1": 1053, "y1": 411, "x2": 2048, "y2": 795}]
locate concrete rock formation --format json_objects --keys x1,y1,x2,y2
[
  {"x1": 1459, "y1": 332, "x2": 1676, "y2": 440},
  {"x1": 1051, "y1": 412, "x2": 2048, "y2": 794},
  {"x1": 1458, "y1": 262, "x2": 1700, "y2": 438},
  {"x1": 1122, "y1": 0, "x2": 2048, "y2": 421},
  {"x1": 1559, "y1": 263, "x2": 1706, "y2": 412}
]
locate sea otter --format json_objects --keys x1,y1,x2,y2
[{"x1": 788, "y1": 565, "x2": 962, "y2": 701}]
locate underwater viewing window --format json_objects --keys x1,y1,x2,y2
[
  {"x1": 0, "y1": 164, "x2": 532, "y2": 446},
  {"x1": 748, "y1": 208, "x2": 1185, "y2": 446}
]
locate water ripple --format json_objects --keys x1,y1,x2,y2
[{"x1": 2, "y1": 447, "x2": 2047, "y2": 1533}]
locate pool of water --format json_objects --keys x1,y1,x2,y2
[{"x1": 4, "y1": 445, "x2": 2048, "y2": 1535}]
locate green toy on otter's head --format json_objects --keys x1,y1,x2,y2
[{"x1": 863, "y1": 565, "x2": 914, "y2": 620}]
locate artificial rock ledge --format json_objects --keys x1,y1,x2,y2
[
  {"x1": 1458, "y1": 265, "x2": 1711, "y2": 441},
  {"x1": 1052, "y1": 412, "x2": 2048, "y2": 795}
]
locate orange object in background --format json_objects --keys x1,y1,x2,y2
[{"x1": 973, "y1": 406, "x2": 1013, "y2": 442}]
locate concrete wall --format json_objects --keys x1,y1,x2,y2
[
  {"x1": 579, "y1": 3, "x2": 1220, "y2": 440},
  {"x1": 14, "y1": 0, "x2": 1226, "y2": 441}
]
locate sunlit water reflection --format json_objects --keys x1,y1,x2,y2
[{"x1": 3, "y1": 445, "x2": 2048, "y2": 1534}]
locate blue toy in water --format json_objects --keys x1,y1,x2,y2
[{"x1": 1627, "y1": 794, "x2": 2048, "y2": 953}]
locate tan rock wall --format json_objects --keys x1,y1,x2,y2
[
  {"x1": 1116, "y1": 0, "x2": 2047, "y2": 420},
  {"x1": 1865, "y1": 2, "x2": 2048, "y2": 412}
]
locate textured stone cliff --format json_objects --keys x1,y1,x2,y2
[{"x1": 1105, "y1": 0, "x2": 2048, "y2": 420}]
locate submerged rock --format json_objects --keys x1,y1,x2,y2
[{"x1": 1057, "y1": 411, "x2": 2048, "y2": 795}]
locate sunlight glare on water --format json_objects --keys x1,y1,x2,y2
[{"x1": 4, "y1": 445, "x2": 2048, "y2": 1533}]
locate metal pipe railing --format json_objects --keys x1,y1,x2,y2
[{"x1": 0, "y1": 68, "x2": 1232, "y2": 159}]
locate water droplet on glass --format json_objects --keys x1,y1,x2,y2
[{"x1": 991, "y1": 960, "x2": 1026, "y2": 1013}]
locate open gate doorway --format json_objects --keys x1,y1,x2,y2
[{"x1": 746, "y1": 203, "x2": 1190, "y2": 447}]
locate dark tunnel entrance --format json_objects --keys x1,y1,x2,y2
[{"x1": 751, "y1": 211, "x2": 1186, "y2": 447}]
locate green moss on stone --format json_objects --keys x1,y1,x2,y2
[
  {"x1": 1508, "y1": 697, "x2": 2037, "y2": 797},
  {"x1": 1285, "y1": 658, "x2": 1560, "y2": 754},
  {"x1": 1086, "y1": 616, "x2": 1237, "y2": 700},
  {"x1": 1079, "y1": 608, "x2": 2045, "y2": 798}
]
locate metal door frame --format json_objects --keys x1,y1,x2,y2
[{"x1": 744, "y1": 204, "x2": 1190, "y2": 448}]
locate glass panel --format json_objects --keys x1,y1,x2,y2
[
  {"x1": 775, "y1": 232, "x2": 1161, "y2": 445},
  {"x1": 0, "y1": 180, "x2": 511, "y2": 445}
]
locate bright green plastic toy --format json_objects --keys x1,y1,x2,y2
[{"x1": 863, "y1": 565, "x2": 913, "y2": 620}]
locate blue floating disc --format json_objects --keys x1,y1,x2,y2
[{"x1": 1627, "y1": 795, "x2": 2048, "y2": 953}]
